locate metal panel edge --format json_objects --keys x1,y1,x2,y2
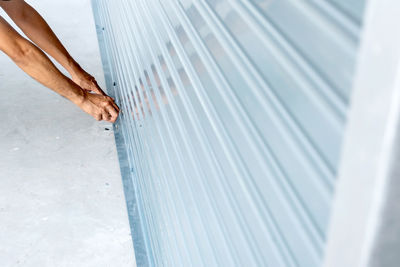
[{"x1": 91, "y1": 1, "x2": 149, "y2": 265}]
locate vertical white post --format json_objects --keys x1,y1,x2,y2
[{"x1": 324, "y1": 0, "x2": 400, "y2": 266}]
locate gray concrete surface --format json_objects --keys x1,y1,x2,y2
[{"x1": 0, "y1": 1, "x2": 136, "y2": 266}]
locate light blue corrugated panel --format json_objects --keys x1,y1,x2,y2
[{"x1": 91, "y1": 0, "x2": 366, "y2": 266}]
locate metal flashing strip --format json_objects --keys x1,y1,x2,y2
[{"x1": 92, "y1": 5, "x2": 150, "y2": 266}]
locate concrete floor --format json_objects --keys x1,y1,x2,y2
[{"x1": 0, "y1": 1, "x2": 135, "y2": 266}]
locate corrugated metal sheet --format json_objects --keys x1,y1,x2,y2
[{"x1": 91, "y1": 0, "x2": 366, "y2": 266}]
